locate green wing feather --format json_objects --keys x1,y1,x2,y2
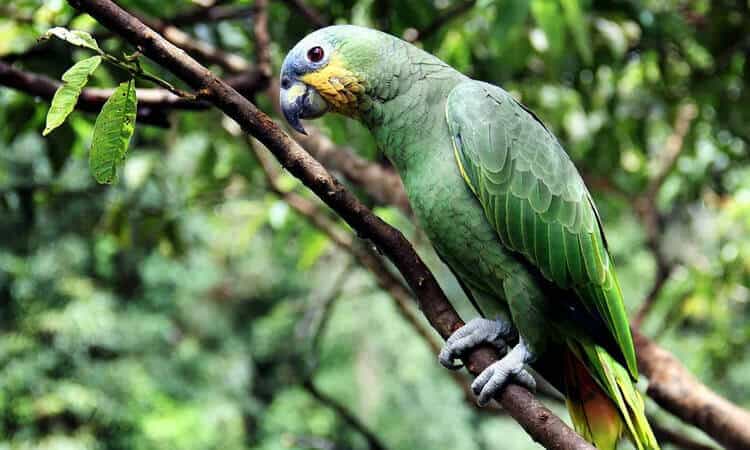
[{"x1": 445, "y1": 81, "x2": 638, "y2": 379}]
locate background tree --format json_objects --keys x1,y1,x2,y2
[{"x1": 1, "y1": 0, "x2": 749, "y2": 449}]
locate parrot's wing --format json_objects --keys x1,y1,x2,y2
[{"x1": 445, "y1": 80, "x2": 637, "y2": 378}]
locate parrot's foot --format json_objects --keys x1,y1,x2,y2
[
  {"x1": 439, "y1": 317, "x2": 513, "y2": 370},
  {"x1": 471, "y1": 338, "x2": 536, "y2": 406}
]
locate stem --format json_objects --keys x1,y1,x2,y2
[{"x1": 100, "y1": 53, "x2": 196, "y2": 99}]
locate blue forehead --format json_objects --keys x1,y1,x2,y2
[{"x1": 281, "y1": 29, "x2": 333, "y2": 77}]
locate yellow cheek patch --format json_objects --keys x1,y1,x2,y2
[
  {"x1": 300, "y1": 53, "x2": 366, "y2": 116},
  {"x1": 286, "y1": 82, "x2": 307, "y2": 102}
]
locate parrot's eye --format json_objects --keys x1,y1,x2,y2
[{"x1": 307, "y1": 46, "x2": 325, "y2": 63}]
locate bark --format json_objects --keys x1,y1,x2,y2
[
  {"x1": 0, "y1": 61, "x2": 268, "y2": 128},
  {"x1": 64, "y1": 1, "x2": 595, "y2": 448},
  {"x1": 634, "y1": 330, "x2": 750, "y2": 450}
]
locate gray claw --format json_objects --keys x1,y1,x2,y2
[
  {"x1": 471, "y1": 337, "x2": 536, "y2": 406},
  {"x1": 439, "y1": 317, "x2": 512, "y2": 370}
]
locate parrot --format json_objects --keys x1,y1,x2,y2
[{"x1": 280, "y1": 25, "x2": 659, "y2": 450}]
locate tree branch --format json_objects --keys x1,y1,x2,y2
[
  {"x1": 0, "y1": 60, "x2": 275, "y2": 128},
  {"x1": 0, "y1": 60, "x2": 197, "y2": 126},
  {"x1": 265, "y1": 79, "x2": 411, "y2": 214},
  {"x1": 633, "y1": 330, "x2": 750, "y2": 449},
  {"x1": 266, "y1": 74, "x2": 750, "y2": 446},
  {"x1": 306, "y1": 258, "x2": 354, "y2": 354},
  {"x1": 248, "y1": 139, "x2": 505, "y2": 416},
  {"x1": 302, "y1": 379, "x2": 388, "y2": 450},
  {"x1": 252, "y1": 0, "x2": 272, "y2": 81},
  {"x1": 54, "y1": 1, "x2": 599, "y2": 448},
  {"x1": 137, "y1": 15, "x2": 252, "y2": 74},
  {"x1": 279, "y1": 0, "x2": 329, "y2": 29},
  {"x1": 170, "y1": 2, "x2": 254, "y2": 27},
  {"x1": 633, "y1": 103, "x2": 698, "y2": 326},
  {"x1": 650, "y1": 420, "x2": 718, "y2": 450},
  {"x1": 403, "y1": 0, "x2": 476, "y2": 43}
]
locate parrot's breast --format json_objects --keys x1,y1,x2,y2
[
  {"x1": 382, "y1": 119, "x2": 560, "y2": 354},
  {"x1": 397, "y1": 132, "x2": 514, "y2": 306}
]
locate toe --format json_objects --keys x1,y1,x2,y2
[
  {"x1": 438, "y1": 347, "x2": 463, "y2": 369},
  {"x1": 515, "y1": 369, "x2": 536, "y2": 392},
  {"x1": 471, "y1": 364, "x2": 495, "y2": 396},
  {"x1": 477, "y1": 367, "x2": 510, "y2": 405}
]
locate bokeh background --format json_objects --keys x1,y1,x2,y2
[{"x1": 1, "y1": 0, "x2": 749, "y2": 449}]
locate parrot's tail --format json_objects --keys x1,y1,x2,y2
[{"x1": 563, "y1": 344, "x2": 660, "y2": 450}]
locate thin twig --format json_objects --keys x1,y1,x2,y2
[
  {"x1": 282, "y1": 434, "x2": 343, "y2": 450},
  {"x1": 138, "y1": 15, "x2": 253, "y2": 74},
  {"x1": 0, "y1": 60, "x2": 192, "y2": 126},
  {"x1": 633, "y1": 103, "x2": 698, "y2": 327},
  {"x1": 170, "y1": 2, "x2": 254, "y2": 26},
  {"x1": 0, "y1": 60, "x2": 268, "y2": 127},
  {"x1": 252, "y1": 0, "x2": 273, "y2": 81},
  {"x1": 100, "y1": 53, "x2": 198, "y2": 99},
  {"x1": 279, "y1": 0, "x2": 329, "y2": 28},
  {"x1": 308, "y1": 258, "x2": 355, "y2": 353},
  {"x1": 302, "y1": 379, "x2": 388, "y2": 450},
  {"x1": 403, "y1": 0, "x2": 476, "y2": 43}
]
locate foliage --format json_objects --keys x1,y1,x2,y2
[
  {"x1": 88, "y1": 79, "x2": 137, "y2": 183},
  {"x1": 1, "y1": 0, "x2": 748, "y2": 449},
  {"x1": 43, "y1": 55, "x2": 102, "y2": 136}
]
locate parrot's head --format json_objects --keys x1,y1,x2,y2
[{"x1": 280, "y1": 25, "x2": 386, "y2": 134}]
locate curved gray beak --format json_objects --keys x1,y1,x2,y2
[{"x1": 280, "y1": 76, "x2": 328, "y2": 135}]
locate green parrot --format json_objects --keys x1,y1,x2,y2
[{"x1": 280, "y1": 25, "x2": 659, "y2": 450}]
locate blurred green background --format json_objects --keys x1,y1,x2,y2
[{"x1": 1, "y1": 0, "x2": 749, "y2": 449}]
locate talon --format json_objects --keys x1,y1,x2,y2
[
  {"x1": 470, "y1": 337, "x2": 536, "y2": 406},
  {"x1": 438, "y1": 317, "x2": 512, "y2": 370}
]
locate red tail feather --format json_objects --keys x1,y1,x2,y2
[{"x1": 564, "y1": 350, "x2": 623, "y2": 450}]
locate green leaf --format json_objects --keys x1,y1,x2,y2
[
  {"x1": 43, "y1": 56, "x2": 102, "y2": 136},
  {"x1": 89, "y1": 79, "x2": 138, "y2": 184},
  {"x1": 531, "y1": 0, "x2": 565, "y2": 59},
  {"x1": 490, "y1": 0, "x2": 530, "y2": 51},
  {"x1": 41, "y1": 27, "x2": 102, "y2": 53},
  {"x1": 560, "y1": 0, "x2": 592, "y2": 64}
]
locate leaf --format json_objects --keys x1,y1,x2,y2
[
  {"x1": 43, "y1": 56, "x2": 102, "y2": 136},
  {"x1": 41, "y1": 27, "x2": 102, "y2": 53},
  {"x1": 531, "y1": 0, "x2": 565, "y2": 59},
  {"x1": 490, "y1": 0, "x2": 530, "y2": 52},
  {"x1": 89, "y1": 79, "x2": 138, "y2": 184},
  {"x1": 560, "y1": 0, "x2": 592, "y2": 65}
]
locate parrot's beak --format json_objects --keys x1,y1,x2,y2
[{"x1": 280, "y1": 75, "x2": 328, "y2": 135}]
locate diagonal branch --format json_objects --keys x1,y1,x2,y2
[
  {"x1": 170, "y1": 2, "x2": 254, "y2": 27},
  {"x1": 279, "y1": 0, "x2": 329, "y2": 28},
  {"x1": 633, "y1": 103, "x2": 698, "y2": 326},
  {"x1": 45, "y1": 0, "x2": 598, "y2": 440},
  {"x1": 650, "y1": 420, "x2": 718, "y2": 450},
  {"x1": 265, "y1": 73, "x2": 748, "y2": 447},
  {"x1": 403, "y1": 0, "x2": 476, "y2": 43},
  {"x1": 634, "y1": 330, "x2": 750, "y2": 449},
  {"x1": 265, "y1": 79, "x2": 411, "y2": 213},
  {"x1": 302, "y1": 379, "x2": 388, "y2": 450},
  {"x1": 248, "y1": 139, "x2": 502, "y2": 415},
  {"x1": 137, "y1": 15, "x2": 252, "y2": 74}
]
